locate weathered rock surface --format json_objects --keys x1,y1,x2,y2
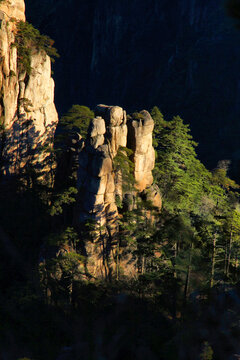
[
  {"x1": 75, "y1": 105, "x2": 128, "y2": 244},
  {"x1": 0, "y1": 0, "x2": 58, "y2": 178},
  {"x1": 128, "y1": 110, "x2": 155, "y2": 192},
  {"x1": 0, "y1": 0, "x2": 25, "y2": 22},
  {"x1": 75, "y1": 104, "x2": 161, "y2": 278}
]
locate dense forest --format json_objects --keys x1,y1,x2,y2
[{"x1": 2, "y1": 0, "x2": 240, "y2": 360}]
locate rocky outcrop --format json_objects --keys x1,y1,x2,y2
[
  {"x1": 0, "y1": 0, "x2": 58, "y2": 178},
  {"x1": 75, "y1": 104, "x2": 161, "y2": 278}
]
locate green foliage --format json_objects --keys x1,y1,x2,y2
[
  {"x1": 153, "y1": 113, "x2": 211, "y2": 214},
  {"x1": 211, "y1": 167, "x2": 239, "y2": 191},
  {"x1": 12, "y1": 20, "x2": 59, "y2": 75},
  {"x1": 200, "y1": 342, "x2": 214, "y2": 360},
  {"x1": 50, "y1": 186, "x2": 78, "y2": 216},
  {"x1": 2, "y1": 102, "x2": 240, "y2": 359},
  {"x1": 58, "y1": 251, "x2": 85, "y2": 274},
  {"x1": 46, "y1": 227, "x2": 78, "y2": 247},
  {"x1": 150, "y1": 108, "x2": 240, "y2": 294},
  {"x1": 151, "y1": 106, "x2": 167, "y2": 149},
  {"x1": 59, "y1": 104, "x2": 94, "y2": 139},
  {"x1": 42, "y1": 250, "x2": 85, "y2": 280},
  {"x1": 53, "y1": 105, "x2": 94, "y2": 193},
  {"x1": 131, "y1": 111, "x2": 145, "y2": 121},
  {"x1": 113, "y1": 146, "x2": 135, "y2": 193}
]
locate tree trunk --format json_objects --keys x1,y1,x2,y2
[
  {"x1": 116, "y1": 241, "x2": 119, "y2": 280},
  {"x1": 142, "y1": 256, "x2": 145, "y2": 274},
  {"x1": 210, "y1": 233, "x2": 217, "y2": 288},
  {"x1": 224, "y1": 238, "x2": 228, "y2": 276},
  {"x1": 184, "y1": 243, "x2": 193, "y2": 301},
  {"x1": 226, "y1": 229, "x2": 233, "y2": 277},
  {"x1": 173, "y1": 241, "x2": 178, "y2": 278}
]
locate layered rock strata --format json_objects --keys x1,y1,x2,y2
[
  {"x1": 0, "y1": 0, "x2": 58, "y2": 178},
  {"x1": 75, "y1": 105, "x2": 161, "y2": 278}
]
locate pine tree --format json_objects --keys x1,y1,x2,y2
[
  {"x1": 59, "y1": 105, "x2": 94, "y2": 140},
  {"x1": 152, "y1": 113, "x2": 211, "y2": 214}
]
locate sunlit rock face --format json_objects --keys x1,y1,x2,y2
[
  {"x1": 0, "y1": 0, "x2": 58, "y2": 178},
  {"x1": 0, "y1": 0, "x2": 25, "y2": 21},
  {"x1": 128, "y1": 110, "x2": 155, "y2": 192},
  {"x1": 75, "y1": 104, "x2": 161, "y2": 278}
]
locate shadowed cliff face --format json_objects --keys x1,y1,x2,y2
[{"x1": 25, "y1": 0, "x2": 240, "y2": 171}]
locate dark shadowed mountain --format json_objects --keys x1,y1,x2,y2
[{"x1": 25, "y1": 0, "x2": 240, "y2": 173}]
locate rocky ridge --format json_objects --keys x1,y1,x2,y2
[{"x1": 0, "y1": 0, "x2": 58, "y2": 178}]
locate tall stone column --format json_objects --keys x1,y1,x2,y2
[
  {"x1": 75, "y1": 105, "x2": 127, "y2": 278},
  {"x1": 75, "y1": 105, "x2": 161, "y2": 278}
]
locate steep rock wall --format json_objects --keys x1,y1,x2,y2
[{"x1": 0, "y1": 0, "x2": 58, "y2": 177}]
